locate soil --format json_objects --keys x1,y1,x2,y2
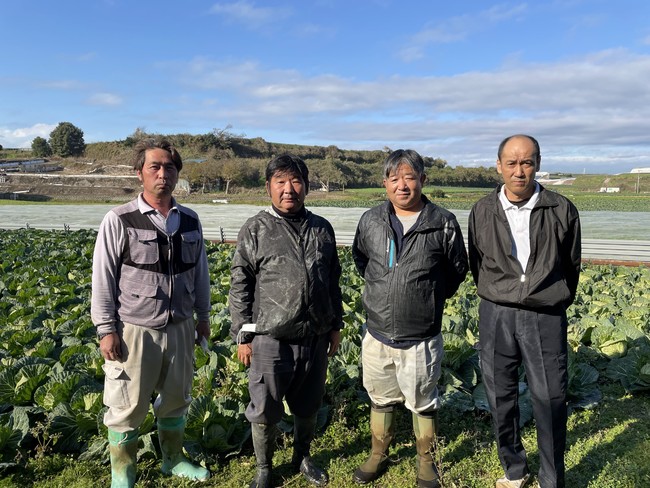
[{"x1": 0, "y1": 162, "x2": 141, "y2": 202}]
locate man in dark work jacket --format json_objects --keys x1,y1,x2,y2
[{"x1": 468, "y1": 134, "x2": 581, "y2": 488}]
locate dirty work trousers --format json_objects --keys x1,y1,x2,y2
[
  {"x1": 102, "y1": 318, "x2": 195, "y2": 432},
  {"x1": 361, "y1": 331, "x2": 443, "y2": 414},
  {"x1": 245, "y1": 333, "x2": 329, "y2": 424}
]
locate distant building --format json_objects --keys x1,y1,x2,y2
[
  {"x1": 630, "y1": 168, "x2": 650, "y2": 174},
  {"x1": 599, "y1": 187, "x2": 620, "y2": 193}
]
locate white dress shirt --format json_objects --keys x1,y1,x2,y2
[{"x1": 498, "y1": 182, "x2": 540, "y2": 274}]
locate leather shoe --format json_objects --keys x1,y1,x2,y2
[{"x1": 496, "y1": 473, "x2": 530, "y2": 488}]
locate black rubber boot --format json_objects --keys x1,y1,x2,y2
[
  {"x1": 249, "y1": 423, "x2": 277, "y2": 488},
  {"x1": 291, "y1": 414, "x2": 329, "y2": 486}
]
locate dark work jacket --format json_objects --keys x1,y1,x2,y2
[
  {"x1": 229, "y1": 207, "x2": 343, "y2": 341},
  {"x1": 468, "y1": 184, "x2": 581, "y2": 310},
  {"x1": 352, "y1": 197, "x2": 469, "y2": 343}
]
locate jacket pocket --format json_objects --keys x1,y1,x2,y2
[
  {"x1": 181, "y1": 230, "x2": 202, "y2": 264},
  {"x1": 127, "y1": 228, "x2": 159, "y2": 265},
  {"x1": 118, "y1": 279, "x2": 159, "y2": 321},
  {"x1": 102, "y1": 363, "x2": 130, "y2": 407}
]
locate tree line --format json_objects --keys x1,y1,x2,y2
[{"x1": 29, "y1": 123, "x2": 502, "y2": 192}]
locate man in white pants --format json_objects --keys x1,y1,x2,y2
[{"x1": 352, "y1": 149, "x2": 468, "y2": 487}]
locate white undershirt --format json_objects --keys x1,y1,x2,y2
[
  {"x1": 396, "y1": 212, "x2": 421, "y2": 235},
  {"x1": 498, "y1": 183, "x2": 540, "y2": 273}
]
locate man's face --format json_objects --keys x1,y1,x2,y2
[
  {"x1": 266, "y1": 170, "x2": 306, "y2": 214},
  {"x1": 497, "y1": 136, "x2": 540, "y2": 201},
  {"x1": 384, "y1": 163, "x2": 425, "y2": 214},
  {"x1": 137, "y1": 148, "x2": 178, "y2": 200}
]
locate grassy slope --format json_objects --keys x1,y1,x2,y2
[{"x1": 1, "y1": 383, "x2": 648, "y2": 487}]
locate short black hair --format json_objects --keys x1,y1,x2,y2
[
  {"x1": 497, "y1": 134, "x2": 541, "y2": 163},
  {"x1": 265, "y1": 154, "x2": 309, "y2": 190},
  {"x1": 131, "y1": 137, "x2": 183, "y2": 172},
  {"x1": 383, "y1": 149, "x2": 425, "y2": 178}
]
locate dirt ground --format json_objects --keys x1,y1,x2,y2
[{"x1": 0, "y1": 162, "x2": 140, "y2": 202}]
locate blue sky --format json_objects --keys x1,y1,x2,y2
[{"x1": 2, "y1": 0, "x2": 650, "y2": 174}]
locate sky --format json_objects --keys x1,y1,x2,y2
[{"x1": 2, "y1": 0, "x2": 650, "y2": 174}]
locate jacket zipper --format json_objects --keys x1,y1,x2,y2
[
  {"x1": 167, "y1": 233, "x2": 174, "y2": 323},
  {"x1": 388, "y1": 222, "x2": 420, "y2": 341},
  {"x1": 386, "y1": 225, "x2": 398, "y2": 342},
  {"x1": 292, "y1": 219, "x2": 310, "y2": 332}
]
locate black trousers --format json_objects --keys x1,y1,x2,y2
[
  {"x1": 478, "y1": 300, "x2": 568, "y2": 488},
  {"x1": 245, "y1": 333, "x2": 329, "y2": 425}
]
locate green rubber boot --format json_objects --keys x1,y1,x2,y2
[
  {"x1": 353, "y1": 407, "x2": 395, "y2": 484},
  {"x1": 158, "y1": 417, "x2": 210, "y2": 481},
  {"x1": 108, "y1": 429, "x2": 138, "y2": 488},
  {"x1": 413, "y1": 411, "x2": 441, "y2": 488}
]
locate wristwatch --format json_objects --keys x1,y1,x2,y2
[{"x1": 97, "y1": 332, "x2": 114, "y2": 340}]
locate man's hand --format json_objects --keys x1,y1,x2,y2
[
  {"x1": 328, "y1": 329, "x2": 341, "y2": 357},
  {"x1": 195, "y1": 320, "x2": 210, "y2": 344},
  {"x1": 99, "y1": 332, "x2": 121, "y2": 361},
  {"x1": 238, "y1": 343, "x2": 253, "y2": 367}
]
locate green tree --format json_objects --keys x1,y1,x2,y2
[
  {"x1": 49, "y1": 122, "x2": 86, "y2": 157},
  {"x1": 310, "y1": 158, "x2": 348, "y2": 191},
  {"x1": 124, "y1": 127, "x2": 150, "y2": 146},
  {"x1": 424, "y1": 157, "x2": 447, "y2": 169},
  {"x1": 183, "y1": 160, "x2": 221, "y2": 193},
  {"x1": 219, "y1": 158, "x2": 259, "y2": 194},
  {"x1": 31, "y1": 137, "x2": 52, "y2": 157}
]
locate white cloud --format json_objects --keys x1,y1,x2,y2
[
  {"x1": 209, "y1": 1, "x2": 291, "y2": 28},
  {"x1": 171, "y1": 48, "x2": 650, "y2": 172},
  {"x1": 86, "y1": 92, "x2": 124, "y2": 106},
  {"x1": 0, "y1": 123, "x2": 57, "y2": 148},
  {"x1": 398, "y1": 3, "x2": 528, "y2": 62},
  {"x1": 179, "y1": 49, "x2": 650, "y2": 117}
]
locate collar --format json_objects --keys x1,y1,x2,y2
[
  {"x1": 386, "y1": 195, "x2": 429, "y2": 216},
  {"x1": 137, "y1": 193, "x2": 178, "y2": 215},
  {"x1": 271, "y1": 204, "x2": 307, "y2": 221},
  {"x1": 498, "y1": 182, "x2": 540, "y2": 211},
  {"x1": 266, "y1": 205, "x2": 310, "y2": 220}
]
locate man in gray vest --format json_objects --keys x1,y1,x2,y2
[{"x1": 91, "y1": 137, "x2": 211, "y2": 487}]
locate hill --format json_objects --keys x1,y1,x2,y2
[{"x1": 1, "y1": 133, "x2": 649, "y2": 203}]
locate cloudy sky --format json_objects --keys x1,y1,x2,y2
[{"x1": 2, "y1": 0, "x2": 650, "y2": 173}]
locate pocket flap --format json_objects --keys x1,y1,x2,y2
[
  {"x1": 102, "y1": 363, "x2": 126, "y2": 380},
  {"x1": 181, "y1": 230, "x2": 201, "y2": 243},
  {"x1": 127, "y1": 228, "x2": 158, "y2": 243},
  {"x1": 122, "y1": 279, "x2": 158, "y2": 298}
]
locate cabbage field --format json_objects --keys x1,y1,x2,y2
[{"x1": 0, "y1": 228, "x2": 649, "y2": 478}]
